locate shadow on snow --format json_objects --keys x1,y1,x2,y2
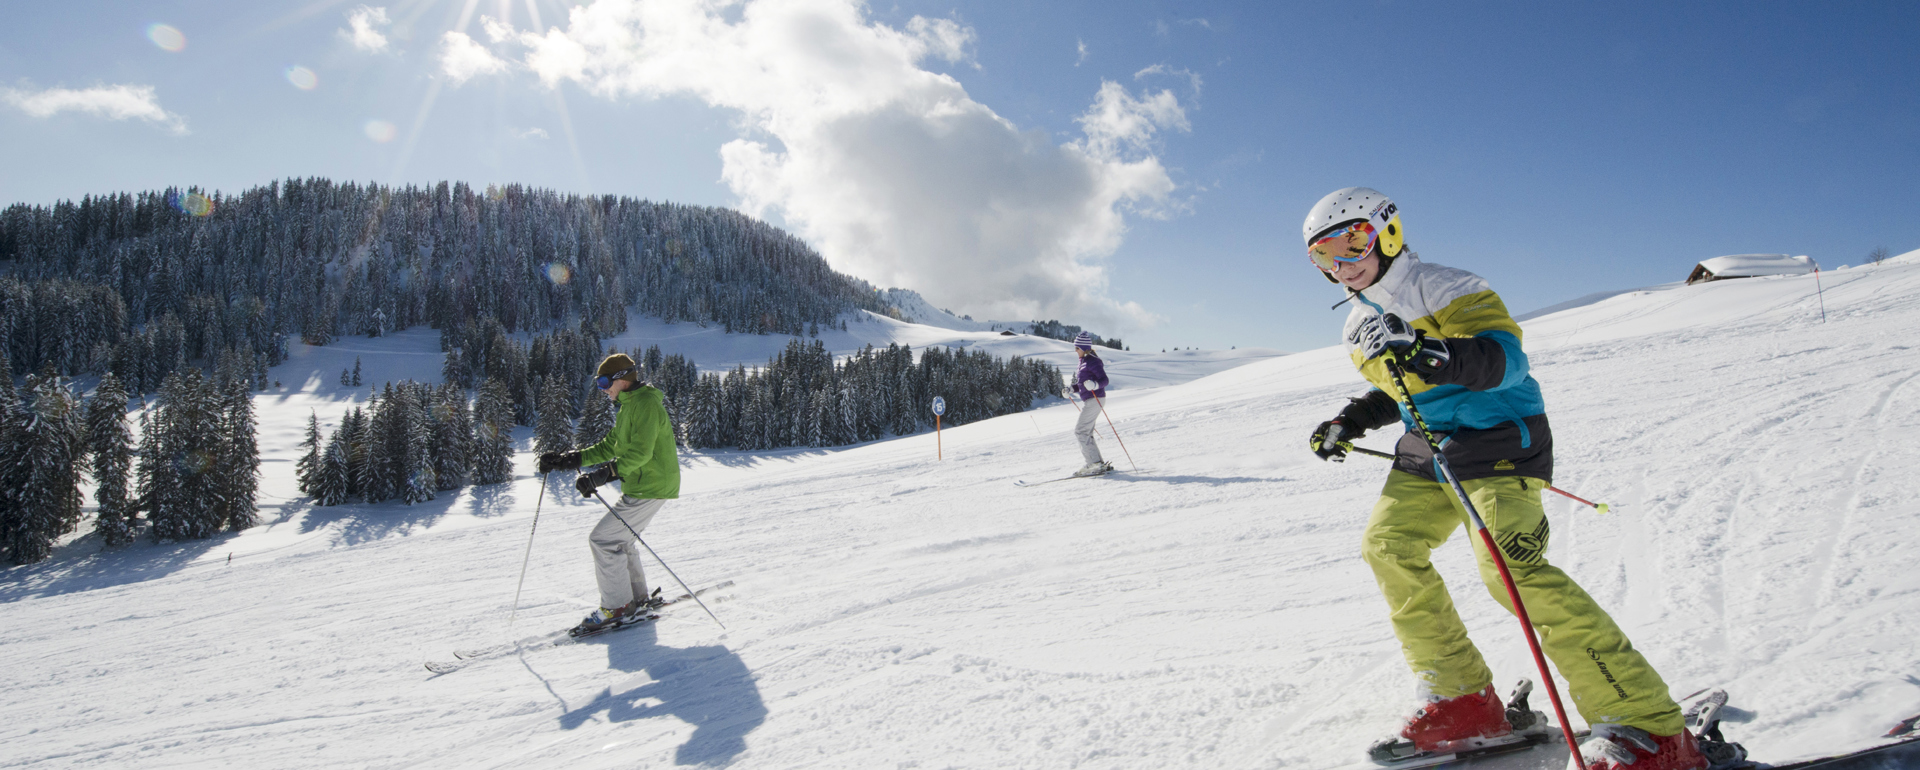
[{"x1": 554, "y1": 622, "x2": 767, "y2": 766}]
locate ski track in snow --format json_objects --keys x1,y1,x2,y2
[{"x1": 4, "y1": 258, "x2": 1920, "y2": 768}]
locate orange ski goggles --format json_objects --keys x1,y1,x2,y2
[{"x1": 1307, "y1": 221, "x2": 1379, "y2": 272}]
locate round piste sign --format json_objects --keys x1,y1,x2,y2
[{"x1": 931, "y1": 396, "x2": 946, "y2": 416}]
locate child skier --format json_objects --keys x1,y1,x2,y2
[
  {"x1": 537, "y1": 353, "x2": 682, "y2": 637},
  {"x1": 1069, "y1": 332, "x2": 1114, "y2": 477},
  {"x1": 1300, "y1": 188, "x2": 1705, "y2": 770}
]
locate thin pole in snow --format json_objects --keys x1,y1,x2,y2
[
  {"x1": 1813, "y1": 261, "x2": 1827, "y2": 323},
  {"x1": 508, "y1": 471, "x2": 550, "y2": 627}
]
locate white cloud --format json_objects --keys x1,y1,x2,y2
[
  {"x1": 906, "y1": 16, "x2": 975, "y2": 67},
  {"x1": 1075, "y1": 38, "x2": 1087, "y2": 66},
  {"x1": 1134, "y1": 63, "x2": 1203, "y2": 95},
  {"x1": 513, "y1": 126, "x2": 550, "y2": 139},
  {"x1": 1075, "y1": 80, "x2": 1187, "y2": 161},
  {"x1": 2, "y1": 84, "x2": 188, "y2": 135},
  {"x1": 341, "y1": 6, "x2": 391, "y2": 53},
  {"x1": 487, "y1": 0, "x2": 1186, "y2": 330},
  {"x1": 440, "y1": 30, "x2": 510, "y2": 84}
]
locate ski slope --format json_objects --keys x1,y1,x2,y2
[{"x1": 3, "y1": 254, "x2": 1919, "y2": 768}]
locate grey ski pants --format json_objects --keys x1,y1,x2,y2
[
  {"x1": 1074, "y1": 398, "x2": 1104, "y2": 464},
  {"x1": 589, "y1": 496, "x2": 665, "y2": 609}
]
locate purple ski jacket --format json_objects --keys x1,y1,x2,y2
[{"x1": 1073, "y1": 354, "x2": 1109, "y2": 401}]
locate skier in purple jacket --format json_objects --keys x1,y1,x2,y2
[{"x1": 1069, "y1": 332, "x2": 1113, "y2": 477}]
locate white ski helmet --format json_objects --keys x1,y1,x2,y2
[{"x1": 1301, "y1": 186, "x2": 1405, "y2": 258}]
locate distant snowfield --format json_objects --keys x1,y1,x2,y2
[{"x1": 4, "y1": 254, "x2": 1919, "y2": 769}]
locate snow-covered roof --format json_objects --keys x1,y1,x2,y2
[{"x1": 1687, "y1": 253, "x2": 1814, "y2": 284}]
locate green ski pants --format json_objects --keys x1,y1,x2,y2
[{"x1": 1361, "y1": 470, "x2": 1685, "y2": 736}]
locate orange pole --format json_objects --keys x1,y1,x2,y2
[{"x1": 936, "y1": 414, "x2": 942, "y2": 460}]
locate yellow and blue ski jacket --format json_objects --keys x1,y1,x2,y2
[{"x1": 1337, "y1": 252, "x2": 1553, "y2": 482}]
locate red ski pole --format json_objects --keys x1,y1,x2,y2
[{"x1": 1379, "y1": 355, "x2": 1587, "y2": 770}]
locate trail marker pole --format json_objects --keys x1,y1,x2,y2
[
  {"x1": 931, "y1": 396, "x2": 946, "y2": 460},
  {"x1": 1813, "y1": 260, "x2": 1827, "y2": 323}
]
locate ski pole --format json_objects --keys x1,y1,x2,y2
[
  {"x1": 1092, "y1": 394, "x2": 1137, "y2": 472},
  {"x1": 1378, "y1": 353, "x2": 1586, "y2": 770},
  {"x1": 508, "y1": 471, "x2": 549, "y2": 626},
  {"x1": 1338, "y1": 443, "x2": 1611, "y2": 513},
  {"x1": 588, "y1": 491, "x2": 725, "y2": 630}
]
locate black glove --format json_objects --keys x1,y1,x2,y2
[
  {"x1": 538, "y1": 451, "x2": 582, "y2": 474},
  {"x1": 575, "y1": 463, "x2": 618, "y2": 497},
  {"x1": 1310, "y1": 419, "x2": 1357, "y2": 461},
  {"x1": 1354, "y1": 313, "x2": 1451, "y2": 377},
  {"x1": 1390, "y1": 329, "x2": 1451, "y2": 378}
]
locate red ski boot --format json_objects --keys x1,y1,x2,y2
[
  {"x1": 1400, "y1": 684, "x2": 1514, "y2": 751},
  {"x1": 1580, "y1": 725, "x2": 1709, "y2": 770}
]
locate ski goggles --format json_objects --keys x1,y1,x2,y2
[
  {"x1": 595, "y1": 366, "x2": 638, "y2": 390},
  {"x1": 1307, "y1": 221, "x2": 1379, "y2": 272}
]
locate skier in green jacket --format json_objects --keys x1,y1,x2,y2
[{"x1": 538, "y1": 353, "x2": 683, "y2": 637}]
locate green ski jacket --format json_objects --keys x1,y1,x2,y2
[{"x1": 579, "y1": 385, "x2": 681, "y2": 499}]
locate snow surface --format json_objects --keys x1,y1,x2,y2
[{"x1": 5, "y1": 258, "x2": 1920, "y2": 768}]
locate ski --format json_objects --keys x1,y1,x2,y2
[
  {"x1": 1673, "y1": 688, "x2": 1920, "y2": 770},
  {"x1": 425, "y1": 580, "x2": 734, "y2": 674},
  {"x1": 1747, "y1": 734, "x2": 1920, "y2": 769},
  {"x1": 1014, "y1": 468, "x2": 1140, "y2": 487}
]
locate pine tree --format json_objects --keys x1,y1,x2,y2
[
  {"x1": 144, "y1": 368, "x2": 223, "y2": 541},
  {"x1": 296, "y1": 411, "x2": 322, "y2": 494},
  {"x1": 84, "y1": 374, "x2": 136, "y2": 547},
  {"x1": 310, "y1": 425, "x2": 350, "y2": 506},
  {"x1": 576, "y1": 384, "x2": 616, "y2": 447},
  {"x1": 341, "y1": 407, "x2": 368, "y2": 499},
  {"x1": 471, "y1": 378, "x2": 514, "y2": 485},
  {"x1": 534, "y1": 375, "x2": 577, "y2": 455},
  {"x1": 430, "y1": 384, "x2": 471, "y2": 491},
  {"x1": 7, "y1": 372, "x2": 87, "y2": 562},
  {"x1": 352, "y1": 357, "x2": 362, "y2": 386},
  {"x1": 358, "y1": 385, "x2": 398, "y2": 503},
  {"x1": 400, "y1": 387, "x2": 435, "y2": 504},
  {"x1": 218, "y1": 373, "x2": 259, "y2": 531}
]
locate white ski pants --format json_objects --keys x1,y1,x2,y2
[
  {"x1": 1074, "y1": 398, "x2": 1105, "y2": 464},
  {"x1": 589, "y1": 496, "x2": 665, "y2": 609}
]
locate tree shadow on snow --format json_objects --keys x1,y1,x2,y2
[
  {"x1": 556, "y1": 623, "x2": 766, "y2": 766},
  {"x1": 0, "y1": 526, "x2": 231, "y2": 602}
]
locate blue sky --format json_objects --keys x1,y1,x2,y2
[{"x1": 2, "y1": 1, "x2": 1915, "y2": 354}]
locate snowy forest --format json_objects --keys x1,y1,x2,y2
[
  {"x1": 301, "y1": 335, "x2": 1060, "y2": 510},
  {"x1": 0, "y1": 179, "x2": 1064, "y2": 564}
]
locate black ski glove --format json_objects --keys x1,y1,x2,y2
[
  {"x1": 1310, "y1": 419, "x2": 1356, "y2": 461},
  {"x1": 1311, "y1": 390, "x2": 1403, "y2": 461},
  {"x1": 1390, "y1": 329, "x2": 1451, "y2": 379},
  {"x1": 575, "y1": 463, "x2": 618, "y2": 497},
  {"x1": 1354, "y1": 313, "x2": 1453, "y2": 378},
  {"x1": 538, "y1": 451, "x2": 582, "y2": 474}
]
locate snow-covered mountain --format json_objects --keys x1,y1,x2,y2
[{"x1": 3, "y1": 253, "x2": 1918, "y2": 768}]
